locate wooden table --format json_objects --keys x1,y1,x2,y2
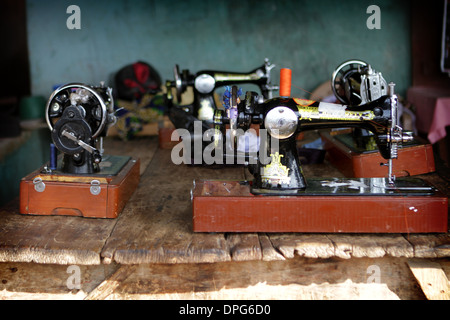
[{"x1": 0, "y1": 134, "x2": 449, "y2": 300}]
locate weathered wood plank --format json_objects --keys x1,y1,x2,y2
[
  {"x1": 84, "y1": 264, "x2": 137, "y2": 300},
  {"x1": 226, "y1": 233, "x2": 262, "y2": 261},
  {"x1": 0, "y1": 257, "x2": 427, "y2": 300},
  {"x1": 327, "y1": 234, "x2": 414, "y2": 259},
  {"x1": 268, "y1": 234, "x2": 335, "y2": 259},
  {"x1": 266, "y1": 233, "x2": 416, "y2": 260},
  {"x1": 259, "y1": 234, "x2": 286, "y2": 261},
  {"x1": 406, "y1": 234, "x2": 450, "y2": 258},
  {"x1": 0, "y1": 207, "x2": 116, "y2": 265},
  {"x1": 407, "y1": 258, "x2": 450, "y2": 300},
  {"x1": 107, "y1": 256, "x2": 424, "y2": 300},
  {"x1": 101, "y1": 149, "x2": 246, "y2": 264},
  {"x1": 0, "y1": 262, "x2": 118, "y2": 299}
]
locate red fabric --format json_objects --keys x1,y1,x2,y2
[
  {"x1": 122, "y1": 63, "x2": 149, "y2": 95},
  {"x1": 133, "y1": 62, "x2": 149, "y2": 84},
  {"x1": 123, "y1": 78, "x2": 145, "y2": 94},
  {"x1": 122, "y1": 62, "x2": 159, "y2": 99}
]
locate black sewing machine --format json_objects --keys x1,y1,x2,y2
[
  {"x1": 191, "y1": 69, "x2": 447, "y2": 233},
  {"x1": 322, "y1": 59, "x2": 436, "y2": 177},
  {"x1": 19, "y1": 83, "x2": 140, "y2": 218},
  {"x1": 213, "y1": 79, "x2": 414, "y2": 193},
  {"x1": 45, "y1": 83, "x2": 117, "y2": 174},
  {"x1": 332, "y1": 59, "x2": 388, "y2": 106},
  {"x1": 165, "y1": 58, "x2": 278, "y2": 131}
]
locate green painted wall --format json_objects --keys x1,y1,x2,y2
[{"x1": 26, "y1": 0, "x2": 411, "y2": 98}]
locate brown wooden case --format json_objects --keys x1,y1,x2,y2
[
  {"x1": 321, "y1": 132, "x2": 435, "y2": 178},
  {"x1": 158, "y1": 127, "x2": 180, "y2": 150},
  {"x1": 192, "y1": 180, "x2": 448, "y2": 233},
  {"x1": 19, "y1": 158, "x2": 140, "y2": 219}
]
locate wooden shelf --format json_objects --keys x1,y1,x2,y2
[{"x1": 0, "y1": 134, "x2": 449, "y2": 299}]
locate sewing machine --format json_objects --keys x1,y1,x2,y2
[
  {"x1": 322, "y1": 59, "x2": 435, "y2": 177},
  {"x1": 162, "y1": 58, "x2": 278, "y2": 156},
  {"x1": 19, "y1": 83, "x2": 140, "y2": 218},
  {"x1": 191, "y1": 69, "x2": 448, "y2": 233},
  {"x1": 165, "y1": 58, "x2": 278, "y2": 123}
]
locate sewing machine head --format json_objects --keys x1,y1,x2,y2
[
  {"x1": 332, "y1": 59, "x2": 388, "y2": 106},
  {"x1": 165, "y1": 58, "x2": 278, "y2": 123},
  {"x1": 20, "y1": 82, "x2": 139, "y2": 219},
  {"x1": 212, "y1": 68, "x2": 413, "y2": 194},
  {"x1": 45, "y1": 82, "x2": 117, "y2": 174}
]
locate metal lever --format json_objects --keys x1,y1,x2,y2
[
  {"x1": 61, "y1": 129, "x2": 97, "y2": 154},
  {"x1": 61, "y1": 129, "x2": 102, "y2": 164},
  {"x1": 263, "y1": 58, "x2": 278, "y2": 99}
]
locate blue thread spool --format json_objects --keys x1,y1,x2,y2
[{"x1": 50, "y1": 143, "x2": 57, "y2": 170}]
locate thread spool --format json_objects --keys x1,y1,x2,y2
[
  {"x1": 279, "y1": 68, "x2": 292, "y2": 97},
  {"x1": 50, "y1": 143, "x2": 58, "y2": 170}
]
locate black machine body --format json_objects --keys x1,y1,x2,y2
[
  {"x1": 165, "y1": 58, "x2": 278, "y2": 127},
  {"x1": 45, "y1": 83, "x2": 117, "y2": 174},
  {"x1": 212, "y1": 83, "x2": 413, "y2": 194}
]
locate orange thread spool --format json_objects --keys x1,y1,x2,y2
[{"x1": 279, "y1": 68, "x2": 292, "y2": 97}]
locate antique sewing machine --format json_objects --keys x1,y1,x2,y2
[
  {"x1": 165, "y1": 58, "x2": 278, "y2": 123},
  {"x1": 192, "y1": 68, "x2": 448, "y2": 233},
  {"x1": 321, "y1": 59, "x2": 435, "y2": 177},
  {"x1": 162, "y1": 59, "x2": 278, "y2": 153},
  {"x1": 19, "y1": 83, "x2": 140, "y2": 218}
]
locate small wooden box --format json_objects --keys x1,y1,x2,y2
[
  {"x1": 321, "y1": 132, "x2": 435, "y2": 178},
  {"x1": 19, "y1": 157, "x2": 140, "y2": 219}
]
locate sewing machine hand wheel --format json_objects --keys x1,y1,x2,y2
[
  {"x1": 332, "y1": 60, "x2": 367, "y2": 105},
  {"x1": 173, "y1": 64, "x2": 188, "y2": 103},
  {"x1": 45, "y1": 83, "x2": 108, "y2": 156}
]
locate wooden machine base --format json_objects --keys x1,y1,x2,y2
[
  {"x1": 192, "y1": 179, "x2": 448, "y2": 233},
  {"x1": 158, "y1": 127, "x2": 180, "y2": 150},
  {"x1": 321, "y1": 131, "x2": 435, "y2": 178},
  {"x1": 19, "y1": 156, "x2": 140, "y2": 219}
]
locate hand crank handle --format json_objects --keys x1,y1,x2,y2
[{"x1": 61, "y1": 129, "x2": 96, "y2": 154}]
